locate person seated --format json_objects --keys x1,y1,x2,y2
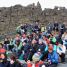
[
  {"x1": 32, "y1": 49, "x2": 42, "y2": 63},
  {"x1": 53, "y1": 22, "x2": 59, "y2": 31},
  {"x1": 48, "y1": 45, "x2": 59, "y2": 67},
  {"x1": 0, "y1": 46, "x2": 9, "y2": 67},
  {"x1": 9, "y1": 54, "x2": 21, "y2": 67},
  {"x1": 57, "y1": 41, "x2": 66, "y2": 63}
]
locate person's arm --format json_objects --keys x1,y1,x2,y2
[{"x1": 48, "y1": 53, "x2": 51, "y2": 61}]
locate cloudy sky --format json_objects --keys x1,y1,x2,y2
[{"x1": 0, "y1": 0, "x2": 67, "y2": 10}]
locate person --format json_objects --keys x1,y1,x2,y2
[
  {"x1": 12, "y1": 39, "x2": 22, "y2": 58},
  {"x1": 9, "y1": 54, "x2": 21, "y2": 67},
  {"x1": 39, "y1": 38, "x2": 48, "y2": 61},
  {"x1": 53, "y1": 22, "x2": 59, "y2": 31},
  {"x1": 38, "y1": 39, "x2": 46, "y2": 53},
  {"x1": 4, "y1": 38, "x2": 10, "y2": 50},
  {"x1": 57, "y1": 41, "x2": 66, "y2": 63},
  {"x1": 48, "y1": 45, "x2": 59, "y2": 67},
  {"x1": 32, "y1": 49, "x2": 43, "y2": 67},
  {"x1": 27, "y1": 60, "x2": 32, "y2": 67},
  {"x1": 60, "y1": 24, "x2": 65, "y2": 35},
  {"x1": 22, "y1": 40, "x2": 31, "y2": 61},
  {"x1": 31, "y1": 39, "x2": 39, "y2": 53},
  {"x1": 62, "y1": 31, "x2": 67, "y2": 49},
  {"x1": 0, "y1": 45, "x2": 9, "y2": 67},
  {"x1": 0, "y1": 54, "x2": 10, "y2": 67},
  {"x1": 32, "y1": 49, "x2": 42, "y2": 62}
]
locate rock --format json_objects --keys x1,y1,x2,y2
[{"x1": 0, "y1": 2, "x2": 67, "y2": 36}]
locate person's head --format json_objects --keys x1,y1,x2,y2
[
  {"x1": 32, "y1": 32, "x2": 36, "y2": 36},
  {"x1": 37, "y1": 49, "x2": 41, "y2": 54},
  {"x1": 0, "y1": 53, "x2": 7, "y2": 63},
  {"x1": 16, "y1": 34, "x2": 20, "y2": 38},
  {"x1": 32, "y1": 39, "x2": 37, "y2": 44},
  {"x1": 48, "y1": 45, "x2": 53, "y2": 53},
  {"x1": 42, "y1": 35, "x2": 46, "y2": 40},
  {"x1": 0, "y1": 54, "x2": 6, "y2": 59},
  {"x1": 15, "y1": 40, "x2": 20, "y2": 46},
  {"x1": 22, "y1": 40, "x2": 27, "y2": 46},
  {"x1": 10, "y1": 54, "x2": 16, "y2": 61},
  {"x1": 39, "y1": 39, "x2": 43, "y2": 45},
  {"x1": 22, "y1": 33, "x2": 26, "y2": 38},
  {"x1": 4, "y1": 38, "x2": 8, "y2": 41}
]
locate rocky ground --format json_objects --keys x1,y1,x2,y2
[{"x1": 58, "y1": 63, "x2": 67, "y2": 67}]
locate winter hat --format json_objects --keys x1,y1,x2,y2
[
  {"x1": 32, "y1": 53, "x2": 40, "y2": 62},
  {"x1": 37, "y1": 49, "x2": 41, "y2": 52},
  {"x1": 0, "y1": 48, "x2": 6, "y2": 54}
]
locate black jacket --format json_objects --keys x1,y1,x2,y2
[{"x1": 9, "y1": 61, "x2": 21, "y2": 67}]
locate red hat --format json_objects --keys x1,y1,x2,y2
[
  {"x1": 0, "y1": 48, "x2": 6, "y2": 53},
  {"x1": 48, "y1": 45, "x2": 53, "y2": 50}
]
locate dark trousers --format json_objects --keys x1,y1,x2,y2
[
  {"x1": 60, "y1": 53, "x2": 65, "y2": 62},
  {"x1": 40, "y1": 63, "x2": 57, "y2": 67},
  {"x1": 40, "y1": 51, "x2": 48, "y2": 61}
]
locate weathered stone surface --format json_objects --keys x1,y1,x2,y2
[{"x1": 0, "y1": 2, "x2": 67, "y2": 35}]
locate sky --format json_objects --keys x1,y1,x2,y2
[{"x1": 0, "y1": 0, "x2": 67, "y2": 10}]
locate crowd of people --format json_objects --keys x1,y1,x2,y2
[{"x1": 0, "y1": 22, "x2": 67, "y2": 67}]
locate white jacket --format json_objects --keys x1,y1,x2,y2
[{"x1": 57, "y1": 45, "x2": 66, "y2": 55}]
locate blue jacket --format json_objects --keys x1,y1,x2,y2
[
  {"x1": 53, "y1": 45, "x2": 57, "y2": 51},
  {"x1": 48, "y1": 51, "x2": 59, "y2": 64}
]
